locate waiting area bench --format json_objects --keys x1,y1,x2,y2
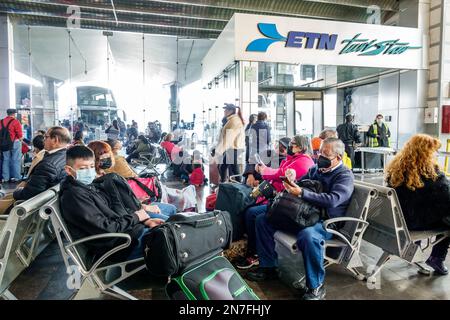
[
  {"x1": 41, "y1": 187, "x2": 147, "y2": 300},
  {"x1": 359, "y1": 181, "x2": 450, "y2": 285},
  {"x1": 274, "y1": 181, "x2": 377, "y2": 288},
  {"x1": 0, "y1": 187, "x2": 58, "y2": 300}
]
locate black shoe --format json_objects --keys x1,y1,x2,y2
[
  {"x1": 426, "y1": 256, "x2": 449, "y2": 275},
  {"x1": 246, "y1": 267, "x2": 278, "y2": 282},
  {"x1": 442, "y1": 216, "x2": 450, "y2": 228},
  {"x1": 302, "y1": 284, "x2": 326, "y2": 300}
]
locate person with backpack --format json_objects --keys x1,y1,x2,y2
[{"x1": 0, "y1": 109, "x2": 23, "y2": 182}]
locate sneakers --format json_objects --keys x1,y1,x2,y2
[
  {"x1": 246, "y1": 267, "x2": 278, "y2": 282},
  {"x1": 235, "y1": 255, "x2": 259, "y2": 270},
  {"x1": 302, "y1": 284, "x2": 326, "y2": 300},
  {"x1": 426, "y1": 256, "x2": 449, "y2": 275}
]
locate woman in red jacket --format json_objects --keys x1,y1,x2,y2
[{"x1": 237, "y1": 135, "x2": 315, "y2": 269}]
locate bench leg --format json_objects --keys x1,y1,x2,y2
[
  {"x1": 366, "y1": 251, "x2": 391, "y2": 285},
  {"x1": 347, "y1": 267, "x2": 366, "y2": 281},
  {"x1": 0, "y1": 289, "x2": 18, "y2": 300},
  {"x1": 103, "y1": 285, "x2": 138, "y2": 300}
]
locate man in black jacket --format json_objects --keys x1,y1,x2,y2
[
  {"x1": 60, "y1": 146, "x2": 163, "y2": 260},
  {"x1": 13, "y1": 126, "x2": 70, "y2": 201},
  {"x1": 336, "y1": 113, "x2": 361, "y2": 168}
]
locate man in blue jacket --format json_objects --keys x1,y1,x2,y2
[{"x1": 246, "y1": 137, "x2": 354, "y2": 300}]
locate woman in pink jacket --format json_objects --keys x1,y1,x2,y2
[
  {"x1": 256, "y1": 135, "x2": 314, "y2": 192},
  {"x1": 236, "y1": 135, "x2": 315, "y2": 270}
]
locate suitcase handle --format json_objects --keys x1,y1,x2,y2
[{"x1": 193, "y1": 216, "x2": 217, "y2": 228}]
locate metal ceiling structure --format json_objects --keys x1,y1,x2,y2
[{"x1": 1, "y1": 0, "x2": 400, "y2": 39}]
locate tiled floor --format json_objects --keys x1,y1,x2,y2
[{"x1": 3, "y1": 161, "x2": 450, "y2": 300}]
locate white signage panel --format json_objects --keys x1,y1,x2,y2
[{"x1": 234, "y1": 13, "x2": 426, "y2": 70}]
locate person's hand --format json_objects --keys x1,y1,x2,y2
[
  {"x1": 285, "y1": 169, "x2": 296, "y2": 183},
  {"x1": 145, "y1": 204, "x2": 161, "y2": 214},
  {"x1": 135, "y1": 209, "x2": 149, "y2": 222},
  {"x1": 283, "y1": 181, "x2": 302, "y2": 197},
  {"x1": 145, "y1": 218, "x2": 165, "y2": 228},
  {"x1": 246, "y1": 174, "x2": 256, "y2": 187},
  {"x1": 255, "y1": 163, "x2": 266, "y2": 174}
]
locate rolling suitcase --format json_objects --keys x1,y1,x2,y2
[
  {"x1": 215, "y1": 183, "x2": 255, "y2": 241},
  {"x1": 166, "y1": 255, "x2": 259, "y2": 300},
  {"x1": 209, "y1": 160, "x2": 220, "y2": 187}
]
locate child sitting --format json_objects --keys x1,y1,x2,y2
[{"x1": 189, "y1": 163, "x2": 205, "y2": 187}]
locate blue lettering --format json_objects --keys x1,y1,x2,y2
[
  {"x1": 317, "y1": 33, "x2": 337, "y2": 50},
  {"x1": 304, "y1": 32, "x2": 321, "y2": 48},
  {"x1": 286, "y1": 31, "x2": 305, "y2": 48}
]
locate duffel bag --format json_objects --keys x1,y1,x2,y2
[
  {"x1": 266, "y1": 179, "x2": 325, "y2": 234},
  {"x1": 215, "y1": 183, "x2": 255, "y2": 241},
  {"x1": 166, "y1": 255, "x2": 259, "y2": 300},
  {"x1": 143, "y1": 210, "x2": 233, "y2": 277}
]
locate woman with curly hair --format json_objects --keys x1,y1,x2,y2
[{"x1": 386, "y1": 134, "x2": 450, "y2": 275}]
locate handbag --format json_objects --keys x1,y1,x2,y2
[
  {"x1": 127, "y1": 176, "x2": 162, "y2": 203},
  {"x1": 266, "y1": 179, "x2": 325, "y2": 234}
]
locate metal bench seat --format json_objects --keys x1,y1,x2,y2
[
  {"x1": 41, "y1": 190, "x2": 147, "y2": 300},
  {"x1": 358, "y1": 181, "x2": 450, "y2": 285},
  {"x1": 274, "y1": 181, "x2": 376, "y2": 288},
  {"x1": 0, "y1": 187, "x2": 59, "y2": 300}
]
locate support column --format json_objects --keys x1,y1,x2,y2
[
  {"x1": 0, "y1": 14, "x2": 15, "y2": 116},
  {"x1": 239, "y1": 61, "x2": 258, "y2": 121}
]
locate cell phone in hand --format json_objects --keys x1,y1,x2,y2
[{"x1": 280, "y1": 176, "x2": 295, "y2": 186}]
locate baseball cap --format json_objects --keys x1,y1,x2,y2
[{"x1": 223, "y1": 103, "x2": 237, "y2": 111}]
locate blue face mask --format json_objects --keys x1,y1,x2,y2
[{"x1": 74, "y1": 167, "x2": 97, "y2": 185}]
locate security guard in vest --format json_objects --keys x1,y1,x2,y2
[
  {"x1": 367, "y1": 114, "x2": 391, "y2": 148},
  {"x1": 336, "y1": 112, "x2": 361, "y2": 168}
]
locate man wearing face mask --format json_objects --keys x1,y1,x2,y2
[
  {"x1": 60, "y1": 146, "x2": 164, "y2": 261},
  {"x1": 367, "y1": 114, "x2": 391, "y2": 148},
  {"x1": 13, "y1": 126, "x2": 70, "y2": 201},
  {"x1": 246, "y1": 138, "x2": 354, "y2": 301}
]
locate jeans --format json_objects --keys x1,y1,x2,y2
[
  {"x1": 244, "y1": 205, "x2": 268, "y2": 256},
  {"x1": 127, "y1": 228, "x2": 150, "y2": 260},
  {"x1": 256, "y1": 216, "x2": 332, "y2": 290},
  {"x1": 126, "y1": 202, "x2": 177, "y2": 260},
  {"x1": 219, "y1": 149, "x2": 241, "y2": 183},
  {"x1": 148, "y1": 202, "x2": 177, "y2": 221},
  {"x1": 2, "y1": 140, "x2": 22, "y2": 181}
]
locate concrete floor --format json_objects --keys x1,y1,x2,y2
[{"x1": 3, "y1": 162, "x2": 450, "y2": 300}]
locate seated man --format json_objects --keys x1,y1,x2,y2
[
  {"x1": 60, "y1": 146, "x2": 164, "y2": 260},
  {"x1": 246, "y1": 138, "x2": 354, "y2": 300},
  {"x1": 14, "y1": 127, "x2": 70, "y2": 201}
]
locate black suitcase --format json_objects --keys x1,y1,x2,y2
[
  {"x1": 166, "y1": 255, "x2": 259, "y2": 300},
  {"x1": 215, "y1": 183, "x2": 255, "y2": 241},
  {"x1": 143, "y1": 211, "x2": 233, "y2": 277}
]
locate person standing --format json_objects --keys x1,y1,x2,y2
[
  {"x1": 336, "y1": 113, "x2": 361, "y2": 168},
  {"x1": 214, "y1": 103, "x2": 245, "y2": 182},
  {"x1": 367, "y1": 114, "x2": 391, "y2": 148},
  {"x1": 0, "y1": 109, "x2": 23, "y2": 182},
  {"x1": 105, "y1": 119, "x2": 120, "y2": 141}
]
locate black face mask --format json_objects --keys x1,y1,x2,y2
[
  {"x1": 317, "y1": 155, "x2": 332, "y2": 169},
  {"x1": 287, "y1": 146, "x2": 295, "y2": 156},
  {"x1": 99, "y1": 157, "x2": 112, "y2": 169}
]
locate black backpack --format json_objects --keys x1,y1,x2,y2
[{"x1": 0, "y1": 119, "x2": 14, "y2": 152}]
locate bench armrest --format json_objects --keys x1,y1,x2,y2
[
  {"x1": 229, "y1": 174, "x2": 243, "y2": 184},
  {"x1": 65, "y1": 233, "x2": 132, "y2": 276},
  {"x1": 323, "y1": 218, "x2": 369, "y2": 248}
]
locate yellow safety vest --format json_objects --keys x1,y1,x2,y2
[
  {"x1": 368, "y1": 123, "x2": 391, "y2": 147},
  {"x1": 343, "y1": 152, "x2": 352, "y2": 169}
]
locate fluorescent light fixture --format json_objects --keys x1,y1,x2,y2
[{"x1": 14, "y1": 71, "x2": 43, "y2": 87}]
